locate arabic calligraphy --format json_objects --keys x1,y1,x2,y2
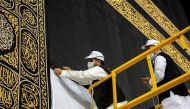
[
  {"x1": 21, "y1": 29, "x2": 38, "y2": 73},
  {"x1": 0, "y1": 85, "x2": 13, "y2": 108},
  {"x1": 0, "y1": 13, "x2": 15, "y2": 51},
  {"x1": 0, "y1": 0, "x2": 49, "y2": 108},
  {"x1": 20, "y1": 81, "x2": 39, "y2": 109},
  {"x1": 0, "y1": 65, "x2": 18, "y2": 88}
]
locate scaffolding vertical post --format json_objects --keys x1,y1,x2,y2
[
  {"x1": 146, "y1": 54, "x2": 157, "y2": 90},
  {"x1": 180, "y1": 36, "x2": 187, "y2": 50},
  {"x1": 90, "y1": 87, "x2": 94, "y2": 109},
  {"x1": 112, "y1": 71, "x2": 118, "y2": 109}
]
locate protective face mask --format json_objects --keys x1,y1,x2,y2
[
  {"x1": 87, "y1": 62, "x2": 95, "y2": 69},
  {"x1": 150, "y1": 53, "x2": 156, "y2": 60}
]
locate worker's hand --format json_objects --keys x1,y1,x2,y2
[
  {"x1": 54, "y1": 68, "x2": 62, "y2": 75},
  {"x1": 63, "y1": 66, "x2": 71, "y2": 70},
  {"x1": 141, "y1": 77, "x2": 150, "y2": 86}
]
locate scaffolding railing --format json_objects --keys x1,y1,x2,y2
[{"x1": 88, "y1": 26, "x2": 190, "y2": 109}]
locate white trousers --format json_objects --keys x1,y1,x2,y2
[{"x1": 162, "y1": 91, "x2": 190, "y2": 109}]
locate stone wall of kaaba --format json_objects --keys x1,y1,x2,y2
[{"x1": 0, "y1": 0, "x2": 49, "y2": 108}]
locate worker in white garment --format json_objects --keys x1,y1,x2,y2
[
  {"x1": 54, "y1": 51, "x2": 127, "y2": 109},
  {"x1": 141, "y1": 39, "x2": 190, "y2": 109}
]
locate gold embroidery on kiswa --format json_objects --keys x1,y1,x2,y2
[
  {"x1": 0, "y1": 49, "x2": 18, "y2": 68},
  {"x1": 0, "y1": 0, "x2": 49, "y2": 108},
  {"x1": 0, "y1": 8, "x2": 18, "y2": 69},
  {"x1": 0, "y1": 64, "x2": 19, "y2": 109},
  {"x1": 21, "y1": 30, "x2": 38, "y2": 72},
  {"x1": 0, "y1": 14, "x2": 14, "y2": 51},
  {"x1": 0, "y1": 66, "x2": 18, "y2": 88},
  {"x1": 38, "y1": 0, "x2": 49, "y2": 107},
  {"x1": 0, "y1": 86, "x2": 13, "y2": 108},
  {"x1": 0, "y1": 0, "x2": 14, "y2": 9},
  {"x1": 20, "y1": 82, "x2": 39, "y2": 108},
  {"x1": 24, "y1": 0, "x2": 37, "y2": 6},
  {"x1": 20, "y1": 5, "x2": 37, "y2": 28},
  {"x1": 106, "y1": 0, "x2": 190, "y2": 72},
  {"x1": 23, "y1": 9, "x2": 36, "y2": 26},
  {"x1": 21, "y1": 66, "x2": 39, "y2": 84},
  {"x1": 135, "y1": 0, "x2": 190, "y2": 55}
]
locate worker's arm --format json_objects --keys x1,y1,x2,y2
[{"x1": 58, "y1": 66, "x2": 107, "y2": 83}]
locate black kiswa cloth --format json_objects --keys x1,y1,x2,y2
[
  {"x1": 50, "y1": 65, "x2": 63, "y2": 70},
  {"x1": 50, "y1": 65, "x2": 57, "y2": 70},
  {"x1": 149, "y1": 106, "x2": 156, "y2": 109}
]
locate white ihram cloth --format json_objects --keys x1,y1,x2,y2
[
  {"x1": 59, "y1": 66, "x2": 128, "y2": 109},
  {"x1": 50, "y1": 68, "x2": 97, "y2": 109}
]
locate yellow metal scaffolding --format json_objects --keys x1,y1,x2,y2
[{"x1": 89, "y1": 26, "x2": 190, "y2": 109}]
